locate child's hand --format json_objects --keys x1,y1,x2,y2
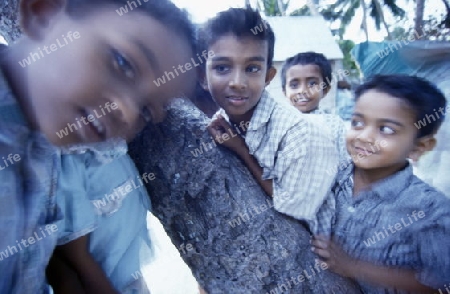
[
  {"x1": 311, "y1": 235, "x2": 355, "y2": 278},
  {"x1": 207, "y1": 115, "x2": 246, "y2": 153}
]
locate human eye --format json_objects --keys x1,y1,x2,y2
[
  {"x1": 111, "y1": 48, "x2": 135, "y2": 79},
  {"x1": 308, "y1": 80, "x2": 318, "y2": 87},
  {"x1": 380, "y1": 125, "x2": 395, "y2": 135},
  {"x1": 246, "y1": 65, "x2": 261, "y2": 73},
  {"x1": 213, "y1": 64, "x2": 230, "y2": 73},
  {"x1": 351, "y1": 118, "x2": 364, "y2": 129},
  {"x1": 289, "y1": 81, "x2": 299, "y2": 89},
  {"x1": 140, "y1": 106, "x2": 152, "y2": 123}
]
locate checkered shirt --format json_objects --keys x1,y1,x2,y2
[{"x1": 218, "y1": 91, "x2": 339, "y2": 234}]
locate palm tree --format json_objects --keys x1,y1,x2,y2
[
  {"x1": 414, "y1": 0, "x2": 425, "y2": 36},
  {"x1": 257, "y1": 0, "x2": 289, "y2": 16},
  {"x1": 321, "y1": 0, "x2": 405, "y2": 41}
]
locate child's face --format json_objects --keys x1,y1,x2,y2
[
  {"x1": 346, "y1": 90, "x2": 423, "y2": 173},
  {"x1": 204, "y1": 35, "x2": 276, "y2": 123},
  {"x1": 283, "y1": 64, "x2": 327, "y2": 113},
  {"x1": 18, "y1": 4, "x2": 196, "y2": 146}
]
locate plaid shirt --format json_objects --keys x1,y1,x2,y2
[
  {"x1": 0, "y1": 67, "x2": 62, "y2": 293},
  {"x1": 331, "y1": 161, "x2": 450, "y2": 293},
  {"x1": 310, "y1": 108, "x2": 349, "y2": 164},
  {"x1": 218, "y1": 91, "x2": 338, "y2": 234}
]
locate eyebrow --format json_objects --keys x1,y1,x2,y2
[
  {"x1": 210, "y1": 56, "x2": 266, "y2": 62},
  {"x1": 353, "y1": 112, "x2": 405, "y2": 127},
  {"x1": 132, "y1": 39, "x2": 160, "y2": 70}
]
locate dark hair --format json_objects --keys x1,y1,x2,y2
[
  {"x1": 355, "y1": 74, "x2": 447, "y2": 138},
  {"x1": 198, "y1": 6, "x2": 275, "y2": 68},
  {"x1": 281, "y1": 52, "x2": 332, "y2": 90},
  {"x1": 66, "y1": 0, "x2": 197, "y2": 55}
]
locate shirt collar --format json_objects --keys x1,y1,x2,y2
[
  {"x1": 339, "y1": 161, "x2": 414, "y2": 199},
  {"x1": 248, "y1": 90, "x2": 276, "y2": 131},
  {"x1": 310, "y1": 108, "x2": 323, "y2": 114},
  {"x1": 370, "y1": 162, "x2": 413, "y2": 199}
]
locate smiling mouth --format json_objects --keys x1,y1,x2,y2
[
  {"x1": 354, "y1": 146, "x2": 375, "y2": 156},
  {"x1": 82, "y1": 109, "x2": 107, "y2": 140},
  {"x1": 292, "y1": 96, "x2": 310, "y2": 104},
  {"x1": 227, "y1": 96, "x2": 248, "y2": 101}
]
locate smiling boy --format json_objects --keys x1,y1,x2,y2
[
  {"x1": 201, "y1": 7, "x2": 338, "y2": 234},
  {"x1": 312, "y1": 75, "x2": 450, "y2": 293},
  {"x1": 281, "y1": 52, "x2": 349, "y2": 163},
  {"x1": 0, "y1": 0, "x2": 196, "y2": 292}
]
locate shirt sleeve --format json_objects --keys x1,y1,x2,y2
[
  {"x1": 335, "y1": 116, "x2": 350, "y2": 164},
  {"x1": 270, "y1": 117, "x2": 339, "y2": 234},
  {"x1": 415, "y1": 205, "x2": 450, "y2": 288},
  {"x1": 56, "y1": 153, "x2": 97, "y2": 245}
]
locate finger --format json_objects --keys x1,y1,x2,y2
[
  {"x1": 214, "y1": 116, "x2": 232, "y2": 129},
  {"x1": 311, "y1": 239, "x2": 329, "y2": 250},
  {"x1": 311, "y1": 247, "x2": 331, "y2": 260}
]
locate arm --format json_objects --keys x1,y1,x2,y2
[
  {"x1": 311, "y1": 236, "x2": 436, "y2": 293},
  {"x1": 56, "y1": 235, "x2": 119, "y2": 294},
  {"x1": 207, "y1": 115, "x2": 273, "y2": 196},
  {"x1": 46, "y1": 252, "x2": 86, "y2": 294}
]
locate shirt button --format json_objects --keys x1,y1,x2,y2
[{"x1": 347, "y1": 206, "x2": 356, "y2": 213}]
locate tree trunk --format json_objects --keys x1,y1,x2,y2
[
  {"x1": 414, "y1": 0, "x2": 425, "y2": 37},
  {"x1": 277, "y1": 0, "x2": 286, "y2": 15},
  {"x1": 373, "y1": 0, "x2": 392, "y2": 40},
  {"x1": 360, "y1": 0, "x2": 369, "y2": 41},
  {"x1": 0, "y1": 0, "x2": 21, "y2": 44},
  {"x1": 306, "y1": 0, "x2": 320, "y2": 16},
  {"x1": 129, "y1": 99, "x2": 362, "y2": 294}
]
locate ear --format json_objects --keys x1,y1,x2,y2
[
  {"x1": 322, "y1": 83, "x2": 331, "y2": 97},
  {"x1": 19, "y1": 0, "x2": 67, "y2": 40},
  {"x1": 265, "y1": 67, "x2": 277, "y2": 86},
  {"x1": 195, "y1": 67, "x2": 208, "y2": 92},
  {"x1": 408, "y1": 135, "x2": 437, "y2": 162}
]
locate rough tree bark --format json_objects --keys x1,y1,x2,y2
[
  {"x1": 0, "y1": 0, "x2": 21, "y2": 44},
  {"x1": 129, "y1": 99, "x2": 361, "y2": 294}
]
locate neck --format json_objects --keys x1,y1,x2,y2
[{"x1": 352, "y1": 161, "x2": 408, "y2": 195}]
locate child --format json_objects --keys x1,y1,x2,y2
[
  {"x1": 48, "y1": 141, "x2": 154, "y2": 293},
  {"x1": 201, "y1": 7, "x2": 338, "y2": 235},
  {"x1": 281, "y1": 52, "x2": 348, "y2": 162},
  {"x1": 0, "y1": 0, "x2": 197, "y2": 292},
  {"x1": 312, "y1": 75, "x2": 450, "y2": 293}
]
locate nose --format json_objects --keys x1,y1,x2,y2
[
  {"x1": 356, "y1": 126, "x2": 375, "y2": 144},
  {"x1": 229, "y1": 70, "x2": 247, "y2": 90},
  {"x1": 108, "y1": 93, "x2": 141, "y2": 140}
]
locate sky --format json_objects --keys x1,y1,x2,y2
[{"x1": 172, "y1": 0, "x2": 446, "y2": 43}]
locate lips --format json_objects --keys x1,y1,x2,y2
[
  {"x1": 226, "y1": 95, "x2": 248, "y2": 106},
  {"x1": 81, "y1": 108, "x2": 107, "y2": 141},
  {"x1": 354, "y1": 146, "x2": 375, "y2": 156},
  {"x1": 292, "y1": 95, "x2": 310, "y2": 105}
]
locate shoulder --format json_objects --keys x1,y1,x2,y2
[{"x1": 405, "y1": 176, "x2": 450, "y2": 218}]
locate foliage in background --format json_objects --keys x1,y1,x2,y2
[{"x1": 257, "y1": 0, "x2": 290, "y2": 16}]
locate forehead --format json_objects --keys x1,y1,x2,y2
[
  {"x1": 355, "y1": 90, "x2": 416, "y2": 122},
  {"x1": 209, "y1": 34, "x2": 268, "y2": 60},
  {"x1": 286, "y1": 64, "x2": 322, "y2": 80},
  {"x1": 79, "y1": 6, "x2": 196, "y2": 95},
  {"x1": 77, "y1": 7, "x2": 193, "y2": 71}
]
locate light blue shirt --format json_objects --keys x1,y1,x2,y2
[
  {"x1": 56, "y1": 140, "x2": 152, "y2": 293},
  {"x1": 0, "y1": 68, "x2": 62, "y2": 294}
]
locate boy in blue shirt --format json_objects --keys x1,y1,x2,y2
[
  {"x1": 0, "y1": 0, "x2": 196, "y2": 292},
  {"x1": 312, "y1": 75, "x2": 450, "y2": 293},
  {"x1": 201, "y1": 7, "x2": 338, "y2": 234}
]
